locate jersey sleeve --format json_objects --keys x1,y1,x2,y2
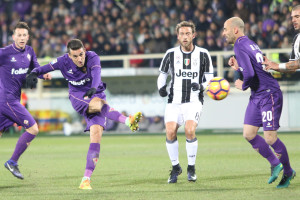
[
  {"x1": 201, "y1": 50, "x2": 214, "y2": 89},
  {"x1": 235, "y1": 49, "x2": 255, "y2": 91},
  {"x1": 30, "y1": 48, "x2": 40, "y2": 70},
  {"x1": 32, "y1": 57, "x2": 61, "y2": 75},
  {"x1": 159, "y1": 51, "x2": 171, "y2": 74},
  {"x1": 87, "y1": 53, "x2": 102, "y2": 88}
]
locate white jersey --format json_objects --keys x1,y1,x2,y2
[
  {"x1": 159, "y1": 45, "x2": 214, "y2": 104},
  {"x1": 290, "y1": 33, "x2": 300, "y2": 61}
]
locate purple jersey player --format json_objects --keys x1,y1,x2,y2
[
  {"x1": 223, "y1": 17, "x2": 295, "y2": 188},
  {"x1": 1, "y1": 22, "x2": 51, "y2": 180},
  {"x1": 26, "y1": 39, "x2": 142, "y2": 189}
]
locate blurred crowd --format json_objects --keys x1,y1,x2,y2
[{"x1": 0, "y1": 0, "x2": 299, "y2": 68}]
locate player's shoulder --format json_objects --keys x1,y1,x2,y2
[
  {"x1": 292, "y1": 33, "x2": 300, "y2": 42},
  {"x1": 165, "y1": 46, "x2": 180, "y2": 54},
  {"x1": 51, "y1": 53, "x2": 68, "y2": 66},
  {"x1": 194, "y1": 45, "x2": 210, "y2": 54},
  {"x1": 86, "y1": 51, "x2": 98, "y2": 57}
]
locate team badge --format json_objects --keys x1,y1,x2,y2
[
  {"x1": 24, "y1": 120, "x2": 28, "y2": 125},
  {"x1": 184, "y1": 58, "x2": 190, "y2": 66},
  {"x1": 27, "y1": 54, "x2": 31, "y2": 61}
]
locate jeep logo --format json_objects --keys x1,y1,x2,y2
[{"x1": 175, "y1": 69, "x2": 198, "y2": 79}]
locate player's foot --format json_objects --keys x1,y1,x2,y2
[
  {"x1": 126, "y1": 112, "x2": 142, "y2": 132},
  {"x1": 4, "y1": 160, "x2": 24, "y2": 179},
  {"x1": 168, "y1": 164, "x2": 182, "y2": 183},
  {"x1": 268, "y1": 163, "x2": 283, "y2": 184},
  {"x1": 276, "y1": 170, "x2": 296, "y2": 188},
  {"x1": 79, "y1": 177, "x2": 92, "y2": 190},
  {"x1": 187, "y1": 165, "x2": 197, "y2": 182}
]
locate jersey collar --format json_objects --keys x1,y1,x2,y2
[{"x1": 12, "y1": 42, "x2": 26, "y2": 52}]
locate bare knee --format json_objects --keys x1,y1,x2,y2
[
  {"x1": 26, "y1": 123, "x2": 39, "y2": 135},
  {"x1": 90, "y1": 125, "x2": 103, "y2": 143},
  {"x1": 185, "y1": 126, "x2": 196, "y2": 140},
  {"x1": 264, "y1": 131, "x2": 277, "y2": 145},
  {"x1": 243, "y1": 125, "x2": 259, "y2": 141},
  {"x1": 166, "y1": 129, "x2": 177, "y2": 141}
]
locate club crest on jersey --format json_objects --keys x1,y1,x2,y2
[
  {"x1": 27, "y1": 54, "x2": 31, "y2": 61},
  {"x1": 11, "y1": 57, "x2": 17, "y2": 62},
  {"x1": 184, "y1": 58, "x2": 190, "y2": 66},
  {"x1": 24, "y1": 120, "x2": 28, "y2": 125},
  {"x1": 192, "y1": 58, "x2": 198, "y2": 66},
  {"x1": 67, "y1": 69, "x2": 73, "y2": 74}
]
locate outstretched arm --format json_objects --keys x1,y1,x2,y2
[{"x1": 262, "y1": 56, "x2": 297, "y2": 73}]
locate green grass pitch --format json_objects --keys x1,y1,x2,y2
[{"x1": 0, "y1": 133, "x2": 300, "y2": 200}]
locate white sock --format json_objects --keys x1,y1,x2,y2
[
  {"x1": 186, "y1": 138, "x2": 198, "y2": 166},
  {"x1": 166, "y1": 138, "x2": 179, "y2": 166}
]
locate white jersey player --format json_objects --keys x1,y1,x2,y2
[{"x1": 157, "y1": 21, "x2": 213, "y2": 183}]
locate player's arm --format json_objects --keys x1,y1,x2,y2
[
  {"x1": 84, "y1": 54, "x2": 102, "y2": 98},
  {"x1": 26, "y1": 58, "x2": 60, "y2": 89},
  {"x1": 263, "y1": 56, "x2": 298, "y2": 73},
  {"x1": 201, "y1": 50, "x2": 214, "y2": 90},
  {"x1": 235, "y1": 49, "x2": 254, "y2": 91},
  {"x1": 29, "y1": 48, "x2": 52, "y2": 80},
  {"x1": 157, "y1": 51, "x2": 171, "y2": 97}
]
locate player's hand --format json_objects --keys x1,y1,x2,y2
[
  {"x1": 191, "y1": 83, "x2": 204, "y2": 91},
  {"x1": 228, "y1": 56, "x2": 239, "y2": 71},
  {"x1": 234, "y1": 79, "x2": 243, "y2": 90},
  {"x1": 83, "y1": 87, "x2": 97, "y2": 99},
  {"x1": 26, "y1": 72, "x2": 38, "y2": 89},
  {"x1": 262, "y1": 56, "x2": 279, "y2": 70},
  {"x1": 43, "y1": 73, "x2": 52, "y2": 80},
  {"x1": 159, "y1": 85, "x2": 168, "y2": 97}
]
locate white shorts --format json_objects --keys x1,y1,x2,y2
[{"x1": 164, "y1": 102, "x2": 203, "y2": 126}]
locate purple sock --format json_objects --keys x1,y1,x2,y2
[
  {"x1": 271, "y1": 138, "x2": 293, "y2": 176},
  {"x1": 84, "y1": 143, "x2": 100, "y2": 178},
  {"x1": 248, "y1": 135, "x2": 280, "y2": 166},
  {"x1": 11, "y1": 132, "x2": 36, "y2": 162},
  {"x1": 105, "y1": 106, "x2": 127, "y2": 124}
]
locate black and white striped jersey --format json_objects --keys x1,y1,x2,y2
[
  {"x1": 290, "y1": 33, "x2": 300, "y2": 61},
  {"x1": 159, "y1": 45, "x2": 214, "y2": 104}
]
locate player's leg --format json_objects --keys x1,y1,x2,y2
[
  {"x1": 183, "y1": 102, "x2": 202, "y2": 182},
  {"x1": 165, "y1": 104, "x2": 182, "y2": 183},
  {"x1": 262, "y1": 91, "x2": 295, "y2": 188},
  {"x1": 88, "y1": 97, "x2": 142, "y2": 132},
  {"x1": 244, "y1": 98, "x2": 281, "y2": 183},
  {"x1": 79, "y1": 124, "x2": 102, "y2": 190},
  {"x1": 3, "y1": 102, "x2": 38, "y2": 179}
]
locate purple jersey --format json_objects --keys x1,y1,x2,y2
[
  {"x1": 0, "y1": 43, "x2": 40, "y2": 102},
  {"x1": 234, "y1": 36, "x2": 280, "y2": 96},
  {"x1": 32, "y1": 51, "x2": 105, "y2": 94}
]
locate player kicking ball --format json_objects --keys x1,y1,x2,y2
[{"x1": 26, "y1": 39, "x2": 142, "y2": 189}]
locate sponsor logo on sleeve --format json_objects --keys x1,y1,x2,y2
[{"x1": 50, "y1": 59, "x2": 58, "y2": 65}]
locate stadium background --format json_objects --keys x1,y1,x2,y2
[{"x1": 1, "y1": 0, "x2": 300, "y2": 134}]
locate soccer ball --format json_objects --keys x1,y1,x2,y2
[{"x1": 206, "y1": 77, "x2": 230, "y2": 100}]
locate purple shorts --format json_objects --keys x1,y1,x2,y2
[
  {"x1": 244, "y1": 90, "x2": 282, "y2": 131},
  {"x1": 0, "y1": 101, "x2": 36, "y2": 131},
  {"x1": 69, "y1": 91, "x2": 106, "y2": 132}
]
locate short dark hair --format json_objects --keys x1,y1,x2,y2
[
  {"x1": 13, "y1": 21, "x2": 31, "y2": 35},
  {"x1": 67, "y1": 39, "x2": 84, "y2": 53},
  {"x1": 176, "y1": 21, "x2": 196, "y2": 34}
]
